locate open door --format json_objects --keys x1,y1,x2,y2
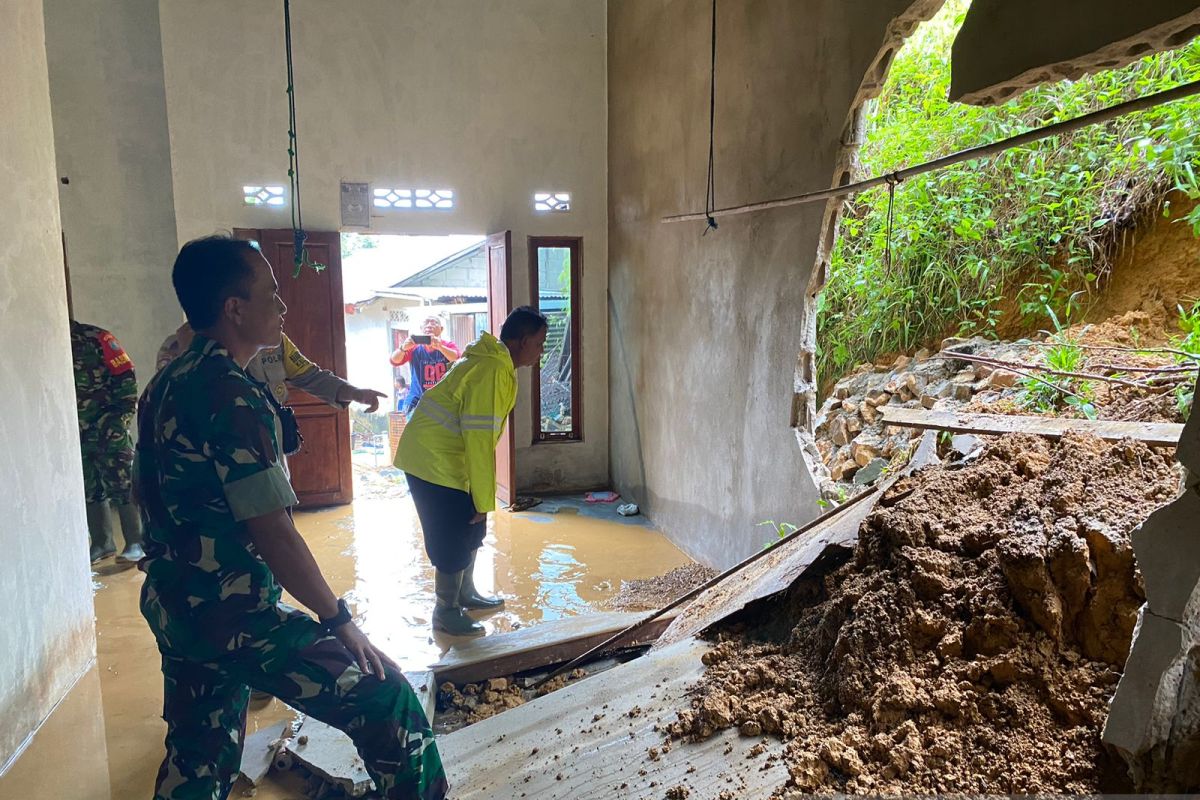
[
  {"x1": 486, "y1": 230, "x2": 515, "y2": 507},
  {"x1": 234, "y1": 228, "x2": 353, "y2": 508}
]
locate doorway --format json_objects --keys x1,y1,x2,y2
[{"x1": 342, "y1": 232, "x2": 489, "y2": 494}]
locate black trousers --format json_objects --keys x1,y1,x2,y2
[{"x1": 405, "y1": 474, "x2": 485, "y2": 572}]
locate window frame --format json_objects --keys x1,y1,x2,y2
[{"x1": 528, "y1": 236, "x2": 583, "y2": 444}]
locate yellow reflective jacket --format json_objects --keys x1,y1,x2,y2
[{"x1": 394, "y1": 332, "x2": 516, "y2": 512}]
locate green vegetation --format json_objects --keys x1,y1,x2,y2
[
  {"x1": 818, "y1": 0, "x2": 1200, "y2": 386},
  {"x1": 1173, "y1": 299, "x2": 1200, "y2": 419},
  {"x1": 1014, "y1": 340, "x2": 1097, "y2": 419},
  {"x1": 758, "y1": 519, "x2": 799, "y2": 549}
]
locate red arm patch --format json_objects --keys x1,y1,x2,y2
[{"x1": 99, "y1": 331, "x2": 135, "y2": 375}]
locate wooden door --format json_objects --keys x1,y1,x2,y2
[
  {"x1": 235, "y1": 228, "x2": 353, "y2": 507},
  {"x1": 486, "y1": 230, "x2": 515, "y2": 506}
]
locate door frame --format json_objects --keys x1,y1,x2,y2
[{"x1": 486, "y1": 230, "x2": 516, "y2": 506}]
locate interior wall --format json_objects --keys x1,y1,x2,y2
[
  {"x1": 951, "y1": 0, "x2": 1200, "y2": 104},
  {"x1": 607, "y1": 0, "x2": 916, "y2": 568},
  {"x1": 157, "y1": 0, "x2": 609, "y2": 491},
  {"x1": 43, "y1": 0, "x2": 180, "y2": 385},
  {"x1": 0, "y1": 0, "x2": 101, "y2": 778}
]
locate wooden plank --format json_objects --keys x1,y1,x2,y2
[
  {"x1": 438, "y1": 639, "x2": 789, "y2": 799},
  {"x1": 880, "y1": 406, "x2": 1184, "y2": 447},
  {"x1": 431, "y1": 611, "x2": 677, "y2": 685}
]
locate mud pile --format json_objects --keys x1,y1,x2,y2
[
  {"x1": 669, "y1": 433, "x2": 1182, "y2": 795},
  {"x1": 604, "y1": 564, "x2": 719, "y2": 612}
]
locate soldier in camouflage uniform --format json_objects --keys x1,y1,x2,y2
[
  {"x1": 70, "y1": 320, "x2": 145, "y2": 563},
  {"x1": 136, "y1": 236, "x2": 447, "y2": 800}
]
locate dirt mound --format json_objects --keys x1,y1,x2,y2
[
  {"x1": 668, "y1": 433, "x2": 1181, "y2": 795},
  {"x1": 604, "y1": 564, "x2": 719, "y2": 612}
]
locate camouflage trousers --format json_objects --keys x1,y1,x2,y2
[
  {"x1": 80, "y1": 441, "x2": 133, "y2": 504},
  {"x1": 153, "y1": 636, "x2": 448, "y2": 800}
]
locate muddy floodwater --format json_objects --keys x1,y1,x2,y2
[{"x1": 58, "y1": 491, "x2": 691, "y2": 799}]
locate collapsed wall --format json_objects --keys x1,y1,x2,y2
[
  {"x1": 669, "y1": 433, "x2": 1182, "y2": 795},
  {"x1": 1104, "y1": 403, "x2": 1200, "y2": 790}
]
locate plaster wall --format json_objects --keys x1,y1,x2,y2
[
  {"x1": 0, "y1": 0, "x2": 100, "y2": 777},
  {"x1": 607, "y1": 0, "x2": 915, "y2": 568},
  {"x1": 951, "y1": 0, "x2": 1200, "y2": 104},
  {"x1": 345, "y1": 298, "x2": 421, "y2": 413},
  {"x1": 158, "y1": 0, "x2": 610, "y2": 491},
  {"x1": 43, "y1": 0, "x2": 180, "y2": 384}
]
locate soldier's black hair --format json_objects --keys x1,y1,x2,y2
[
  {"x1": 499, "y1": 305, "x2": 549, "y2": 342},
  {"x1": 172, "y1": 235, "x2": 262, "y2": 329}
]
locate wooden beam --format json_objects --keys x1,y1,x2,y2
[{"x1": 880, "y1": 407, "x2": 1184, "y2": 448}]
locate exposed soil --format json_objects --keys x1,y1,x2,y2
[
  {"x1": 1084, "y1": 192, "x2": 1200, "y2": 333},
  {"x1": 668, "y1": 433, "x2": 1182, "y2": 795},
  {"x1": 603, "y1": 564, "x2": 720, "y2": 612}
]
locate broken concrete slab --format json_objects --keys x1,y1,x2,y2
[
  {"x1": 1132, "y1": 486, "x2": 1200, "y2": 622},
  {"x1": 438, "y1": 639, "x2": 789, "y2": 799},
  {"x1": 950, "y1": 433, "x2": 983, "y2": 459},
  {"x1": 852, "y1": 457, "x2": 888, "y2": 485},
  {"x1": 1106, "y1": 387, "x2": 1200, "y2": 792},
  {"x1": 283, "y1": 717, "x2": 373, "y2": 797},
  {"x1": 404, "y1": 669, "x2": 436, "y2": 727},
  {"x1": 1102, "y1": 605, "x2": 1200, "y2": 790},
  {"x1": 238, "y1": 721, "x2": 290, "y2": 786},
  {"x1": 1178, "y1": 386, "x2": 1200, "y2": 475}
]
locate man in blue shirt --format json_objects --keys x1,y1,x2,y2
[{"x1": 390, "y1": 316, "x2": 460, "y2": 415}]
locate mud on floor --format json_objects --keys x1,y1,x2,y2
[
  {"x1": 602, "y1": 564, "x2": 720, "y2": 612},
  {"x1": 667, "y1": 433, "x2": 1182, "y2": 796}
]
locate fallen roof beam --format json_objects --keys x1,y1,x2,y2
[{"x1": 880, "y1": 406, "x2": 1184, "y2": 447}]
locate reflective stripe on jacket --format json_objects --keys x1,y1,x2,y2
[{"x1": 394, "y1": 332, "x2": 516, "y2": 513}]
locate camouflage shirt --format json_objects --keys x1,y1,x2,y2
[
  {"x1": 70, "y1": 321, "x2": 137, "y2": 449},
  {"x1": 135, "y1": 334, "x2": 314, "y2": 665}
]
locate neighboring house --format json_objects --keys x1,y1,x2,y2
[{"x1": 344, "y1": 242, "x2": 491, "y2": 414}]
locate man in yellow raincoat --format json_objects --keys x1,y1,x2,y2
[{"x1": 394, "y1": 307, "x2": 548, "y2": 636}]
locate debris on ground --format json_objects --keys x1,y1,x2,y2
[
  {"x1": 807, "y1": 311, "x2": 1194, "y2": 503},
  {"x1": 603, "y1": 564, "x2": 720, "y2": 612},
  {"x1": 436, "y1": 668, "x2": 592, "y2": 731},
  {"x1": 274, "y1": 716, "x2": 373, "y2": 797},
  {"x1": 668, "y1": 433, "x2": 1182, "y2": 795},
  {"x1": 351, "y1": 463, "x2": 410, "y2": 500}
]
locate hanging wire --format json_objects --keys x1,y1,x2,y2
[
  {"x1": 703, "y1": 0, "x2": 718, "y2": 235},
  {"x1": 884, "y1": 172, "x2": 901, "y2": 272},
  {"x1": 283, "y1": 0, "x2": 323, "y2": 277}
]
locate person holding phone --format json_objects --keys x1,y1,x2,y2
[{"x1": 390, "y1": 316, "x2": 461, "y2": 415}]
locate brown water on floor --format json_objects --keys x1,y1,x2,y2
[{"x1": 81, "y1": 494, "x2": 690, "y2": 799}]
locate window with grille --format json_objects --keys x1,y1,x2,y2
[
  {"x1": 534, "y1": 192, "x2": 571, "y2": 212},
  {"x1": 243, "y1": 185, "x2": 286, "y2": 206},
  {"x1": 373, "y1": 188, "x2": 455, "y2": 210}
]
